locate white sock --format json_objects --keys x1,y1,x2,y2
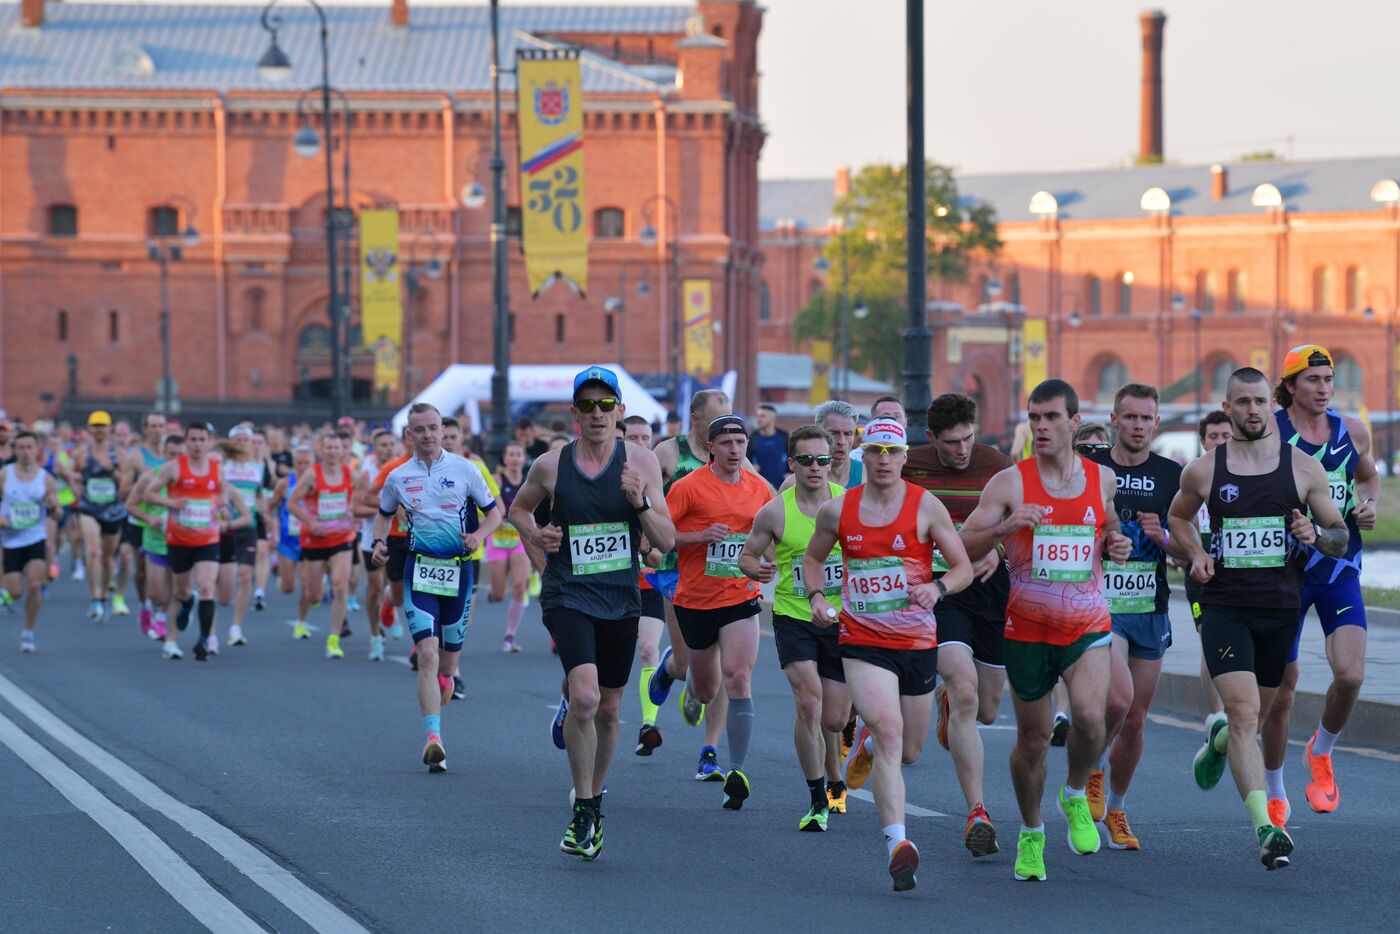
[
  {"x1": 1021, "y1": 823, "x2": 1045, "y2": 835},
  {"x1": 1065, "y1": 784, "x2": 1085, "y2": 798},
  {"x1": 1265, "y1": 767, "x2": 1287, "y2": 801},
  {"x1": 1312, "y1": 723, "x2": 1340, "y2": 756},
  {"x1": 882, "y1": 823, "x2": 906, "y2": 857},
  {"x1": 143, "y1": 599, "x2": 153, "y2": 611},
  {"x1": 1206, "y1": 710, "x2": 1227, "y2": 726},
  {"x1": 1107, "y1": 790, "x2": 1126, "y2": 812}
]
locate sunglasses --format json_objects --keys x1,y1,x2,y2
[
  {"x1": 1075, "y1": 442, "x2": 1111, "y2": 456},
  {"x1": 792, "y1": 453, "x2": 833, "y2": 467},
  {"x1": 861, "y1": 443, "x2": 909, "y2": 457},
  {"x1": 574, "y1": 398, "x2": 619, "y2": 414}
]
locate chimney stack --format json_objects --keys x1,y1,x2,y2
[
  {"x1": 1211, "y1": 163, "x2": 1227, "y2": 201},
  {"x1": 21, "y1": 0, "x2": 44, "y2": 29},
  {"x1": 391, "y1": 0, "x2": 409, "y2": 29},
  {"x1": 833, "y1": 165, "x2": 851, "y2": 199},
  {"x1": 1138, "y1": 9, "x2": 1166, "y2": 164}
]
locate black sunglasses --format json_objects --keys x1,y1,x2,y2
[
  {"x1": 1075, "y1": 442, "x2": 1110, "y2": 456},
  {"x1": 792, "y1": 453, "x2": 833, "y2": 467},
  {"x1": 575, "y1": 398, "x2": 619, "y2": 414}
]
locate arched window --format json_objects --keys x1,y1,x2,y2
[
  {"x1": 1007, "y1": 271, "x2": 1021, "y2": 306},
  {"x1": 1196, "y1": 270, "x2": 1216, "y2": 314},
  {"x1": 1210, "y1": 357, "x2": 1239, "y2": 397},
  {"x1": 297, "y1": 324, "x2": 333, "y2": 356},
  {"x1": 1333, "y1": 354, "x2": 1363, "y2": 409},
  {"x1": 759, "y1": 281, "x2": 771, "y2": 321},
  {"x1": 1313, "y1": 266, "x2": 1334, "y2": 312},
  {"x1": 148, "y1": 205, "x2": 179, "y2": 238},
  {"x1": 1117, "y1": 272, "x2": 1133, "y2": 316},
  {"x1": 1227, "y1": 269, "x2": 1246, "y2": 314},
  {"x1": 593, "y1": 207, "x2": 624, "y2": 239},
  {"x1": 244, "y1": 288, "x2": 266, "y2": 333},
  {"x1": 1097, "y1": 357, "x2": 1130, "y2": 404},
  {"x1": 47, "y1": 204, "x2": 77, "y2": 237},
  {"x1": 1086, "y1": 274, "x2": 1102, "y2": 317},
  {"x1": 1345, "y1": 266, "x2": 1366, "y2": 311}
]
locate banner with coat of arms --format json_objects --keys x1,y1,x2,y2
[
  {"x1": 360, "y1": 208, "x2": 402, "y2": 349},
  {"x1": 517, "y1": 50, "x2": 588, "y2": 296},
  {"x1": 1022, "y1": 317, "x2": 1047, "y2": 400},
  {"x1": 682, "y1": 279, "x2": 714, "y2": 379}
]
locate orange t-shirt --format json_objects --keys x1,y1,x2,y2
[
  {"x1": 667, "y1": 465, "x2": 772, "y2": 610},
  {"x1": 372, "y1": 454, "x2": 411, "y2": 538}
]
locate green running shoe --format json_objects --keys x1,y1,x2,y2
[
  {"x1": 722, "y1": 768, "x2": 750, "y2": 810},
  {"x1": 1193, "y1": 717, "x2": 1229, "y2": 791},
  {"x1": 1013, "y1": 829, "x2": 1047, "y2": 881},
  {"x1": 799, "y1": 804, "x2": 829, "y2": 832},
  {"x1": 560, "y1": 804, "x2": 599, "y2": 859},
  {"x1": 1058, "y1": 785, "x2": 1101, "y2": 855},
  {"x1": 679, "y1": 683, "x2": 705, "y2": 727},
  {"x1": 1258, "y1": 824, "x2": 1293, "y2": 871}
]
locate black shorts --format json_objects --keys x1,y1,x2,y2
[
  {"x1": 168, "y1": 542, "x2": 221, "y2": 575},
  {"x1": 772, "y1": 613, "x2": 845, "y2": 683},
  {"x1": 1184, "y1": 576, "x2": 1205, "y2": 629},
  {"x1": 1199, "y1": 604, "x2": 1300, "y2": 689},
  {"x1": 639, "y1": 585, "x2": 665, "y2": 620},
  {"x1": 120, "y1": 522, "x2": 143, "y2": 550},
  {"x1": 3, "y1": 541, "x2": 47, "y2": 575},
  {"x1": 839, "y1": 643, "x2": 938, "y2": 696},
  {"x1": 386, "y1": 536, "x2": 408, "y2": 582},
  {"x1": 674, "y1": 598, "x2": 761, "y2": 651},
  {"x1": 362, "y1": 550, "x2": 380, "y2": 572},
  {"x1": 352, "y1": 545, "x2": 362, "y2": 566},
  {"x1": 543, "y1": 606, "x2": 640, "y2": 689},
  {"x1": 218, "y1": 528, "x2": 258, "y2": 566},
  {"x1": 301, "y1": 540, "x2": 354, "y2": 564},
  {"x1": 256, "y1": 515, "x2": 268, "y2": 541},
  {"x1": 933, "y1": 599, "x2": 1005, "y2": 667},
  {"x1": 82, "y1": 513, "x2": 123, "y2": 537}
]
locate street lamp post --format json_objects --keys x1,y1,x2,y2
[
  {"x1": 902, "y1": 0, "x2": 933, "y2": 443},
  {"x1": 604, "y1": 263, "x2": 651, "y2": 373},
  {"x1": 1365, "y1": 297, "x2": 1396, "y2": 473},
  {"x1": 402, "y1": 234, "x2": 445, "y2": 405},
  {"x1": 639, "y1": 197, "x2": 682, "y2": 406},
  {"x1": 148, "y1": 225, "x2": 200, "y2": 415},
  {"x1": 486, "y1": 0, "x2": 511, "y2": 467}
]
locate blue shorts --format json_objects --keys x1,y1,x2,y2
[
  {"x1": 1290, "y1": 576, "x2": 1366, "y2": 663},
  {"x1": 1110, "y1": 612, "x2": 1172, "y2": 660},
  {"x1": 405, "y1": 554, "x2": 475, "y2": 653},
  {"x1": 277, "y1": 539, "x2": 301, "y2": 562},
  {"x1": 652, "y1": 568, "x2": 680, "y2": 602}
]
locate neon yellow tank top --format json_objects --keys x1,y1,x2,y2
[{"x1": 772, "y1": 482, "x2": 845, "y2": 620}]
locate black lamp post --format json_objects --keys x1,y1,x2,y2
[
  {"x1": 902, "y1": 0, "x2": 933, "y2": 443},
  {"x1": 640, "y1": 196, "x2": 682, "y2": 407},
  {"x1": 148, "y1": 225, "x2": 200, "y2": 415}
]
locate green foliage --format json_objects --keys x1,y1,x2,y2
[{"x1": 1239, "y1": 150, "x2": 1281, "y2": 163}]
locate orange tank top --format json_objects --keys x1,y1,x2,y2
[
  {"x1": 836, "y1": 481, "x2": 937, "y2": 651},
  {"x1": 300, "y1": 463, "x2": 356, "y2": 549},
  {"x1": 166, "y1": 456, "x2": 222, "y2": 547},
  {"x1": 1004, "y1": 457, "x2": 1111, "y2": 646}
]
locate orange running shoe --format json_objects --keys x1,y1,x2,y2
[
  {"x1": 1104, "y1": 810, "x2": 1139, "y2": 850},
  {"x1": 843, "y1": 719, "x2": 874, "y2": 790},
  {"x1": 1305, "y1": 733, "x2": 1339, "y2": 813},
  {"x1": 438, "y1": 674, "x2": 453, "y2": 706},
  {"x1": 1086, "y1": 769, "x2": 1106, "y2": 822},
  {"x1": 1267, "y1": 797, "x2": 1290, "y2": 831},
  {"x1": 935, "y1": 683, "x2": 950, "y2": 751},
  {"x1": 888, "y1": 840, "x2": 919, "y2": 892},
  {"x1": 964, "y1": 804, "x2": 998, "y2": 858}
]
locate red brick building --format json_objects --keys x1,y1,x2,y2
[{"x1": 0, "y1": 0, "x2": 765, "y2": 419}]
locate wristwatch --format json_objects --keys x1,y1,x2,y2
[
  {"x1": 372, "y1": 538, "x2": 387, "y2": 548},
  {"x1": 635, "y1": 495, "x2": 652, "y2": 514},
  {"x1": 933, "y1": 578, "x2": 949, "y2": 598}
]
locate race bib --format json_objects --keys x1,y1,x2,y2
[
  {"x1": 287, "y1": 514, "x2": 301, "y2": 538},
  {"x1": 1326, "y1": 467, "x2": 1350, "y2": 515},
  {"x1": 1031, "y1": 524, "x2": 1095, "y2": 582},
  {"x1": 8, "y1": 501, "x2": 42, "y2": 530},
  {"x1": 492, "y1": 524, "x2": 521, "y2": 549},
  {"x1": 704, "y1": 533, "x2": 747, "y2": 577},
  {"x1": 1195, "y1": 503, "x2": 1212, "y2": 545},
  {"x1": 87, "y1": 477, "x2": 117, "y2": 504},
  {"x1": 932, "y1": 522, "x2": 964, "y2": 573},
  {"x1": 846, "y1": 556, "x2": 908, "y2": 613},
  {"x1": 239, "y1": 486, "x2": 259, "y2": 514},
  {"x1": 177, "y1": 499, "x2": 213, "y2": 530},
  {"x1": 792, "y1": 552, "x2": 843, "y2": 598},
  {"x1": 317, "y1": 491, "x2": 348, "y2": 520},
  {"x1": 1221, "y1": 516, "x2": 1286, "y2": 568},
  {"x1": 568, "y1": 522, "x2": 632, "y2": 575},
  {"x1": 1103, "y1": 561, "x2": 1157, "y2": 614},
  {"x1": 412, "y1": 556, "x2": 460, "y2": 596}
]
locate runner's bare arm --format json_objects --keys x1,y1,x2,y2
[
  {"x1": 803, "y1": 497, "x2": 844, "y2": 626},
  {"x1": 921, "y1": 491, "x2": 972, "y2": 600},
  {"x1": 508, "y1": 450, "x2": 562, "y2": 553},
  {"x1": 43, "y1": 472, "x2": 60, "y2": 514},
  {"x1": 1292, "y1": 452, "x2": 1348, "y2": 558},
  {"x1": 125, "y1": 474, "x2": 159, "y2": 526},
  {"x1": 738, "y1": 498, "x2": 782, "y2": 581},
  {"x1": 143, "y1": 460, "x2": 184, "y2": 509},
  {"x1": 286, "y1": 471, "x2": 320, "y2": 533},
  {"x1": 777, "y1": 473, "x2": 796, "y2": 493},
  {"x1": 1344, "y1": 415, "x2": 1380, "y2": 530},
  {"x1": 1168, "y1": 456, "x2": 1215, "y2": 582},
  {"x1": 623, "y1": 444, "x2": 675, "y2": 554},
  {"x1": 959, "y1": 467, "x2": 1036, "y2": 560},
  {"x1": 350, "y1": 470, "x2": 377, "y2": 519},
  {"x1": 653, "y1": 438, "x2": 679, "y2": 483}
]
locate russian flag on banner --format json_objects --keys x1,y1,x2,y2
[{"x1": 523, "y1": 132, "x2": 583, "y2": 176}]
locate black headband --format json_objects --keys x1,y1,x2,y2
[{"x1": 708, "y1": 415, "x2": 746, "y2": 440}]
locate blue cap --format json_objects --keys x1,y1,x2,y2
[{"x1": 572, "y1": 365, "x2": 621, "y2": 400}]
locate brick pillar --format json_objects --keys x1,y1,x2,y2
[{"x1": 1138, "y1": 10, "x2": 1166, "y2": 164}]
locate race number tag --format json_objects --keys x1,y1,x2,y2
[
  {"x1": 792, "y1": 552, "x2": 843, "y2": 598},
  {"x1": 1103, "y1": 561, "x2": 1157, "y2": 614},
  {"x1": 412, "y1": 556, "x2": 460, "y2": 596},
  {"x1": 87, "y1": 477, "x2": 117, "y2": 504},
  {"x1": 287, "y1": 514, "x2": 301, "y2": 538},
  {"x1": 1220, "y1": 516, "x2": 1286, "y2": 568},
  {"x1": 177, "y1": 499, "x2": 213, "y2": 530},
  {"x1": 569, "y1": 522, "x2": 632, "y2": 575},
  {"x1": 239, "y1": 487, "x2": 259, "y2": 514},
  {"x1": 1326, "y1": 467, "x2": 1350, "y2": 515},
  {"x1": 1196, "y1": 503, "x2": 1212, "y2": 546},
  {"x1": 846, "y1": 556, "x2": 909, "y2": 614},
  {"x1": 932, "y1": 522, "x2": 964, "y2": 573},
  {"x1": 8, "y1": 501, "x2": 42, "y2": 530},
  {"x1": 704, "y1": 533, "x2": 747, "y2": 578},
  {"x1": 1031, "y1": 525, "x2": 1095, "y2": 582}
]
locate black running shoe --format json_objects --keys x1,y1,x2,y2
[
  {"x1": 560, "y1": 804, "x2": 599, "y2": 859},
  {"x1": 635, "y1": 723, "x2": 663, "y2": 756},
  {"x1": 1050, "y1": 714, "x2": 1070, "y2": 747},
  {"x1": 192, "y1": 640, "x2": 208, "y2": 662}
]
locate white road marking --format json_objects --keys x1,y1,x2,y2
[
  {"x1": 1146, "y1": 712, "x2": 1400, "y2": 763},
  {"x1": 847, "y1": 787, "x2": 947, "y2": 818},
  {"x1": 0, "y1": 672, "x2": 368, "y2": 934},
  {"x1": 0, "y1": 711, "x2": 263, "y2": 934}
]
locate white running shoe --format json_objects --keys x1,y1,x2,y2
[
  {"x1": 206, "y1": 634, "x2": 220, "y2": 655},
  {"x1": 228, "y1": 625, "x2": 247, "y2": 646},
  {"x1": 163, "y1": 641, "x2": 183, "y2": 660},
  {"x1": 72, "y1": 562, "x2": 86, "y2": 582},
  {"x1": 20, "y1": 632, "x2": 36, "y2": 654}
]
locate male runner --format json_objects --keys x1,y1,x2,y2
[
  {"x1": 366, "y1": 429, "x2": 412, "y2": 645},
  {"x1": 218, "y1": 426, "x2": 266, "y2": 648},
  {"x1": 289, "y1": 431, "x2": 356, "y2": 659},
  {"x1": 871, "y1": 395, "x2": 907, "y2": 425},
  {"x1": 273, "y1": 445, "x2": 313, "y2": 617},
  {"x1": 1261, "y1": 344, "x2": 1378, "y2": 826},
  {"x1": 119, "y1": 412, "x2": 166, "y2": 627},
  {"x1": 250, "y1": 429, "x2": 279, "y2": 611},
  {"x1": 806, "y1": 418, "x2": 972, "y2": 891},
  {"x1": 1186, "y1": 411, "x2": 1234, "y2": 726},
  {"x1": 960, "y1": 379, "x2": 1132, "y2": 881},
  {"x1": 71, "y1": 410, "x2": 132, "y2": 621},
  {"x1": 373, "y1": 403, "x2": 502, "y2": 774},
  {"x1": 508, "y1": 368, "x2": 672, "y2": 858},
  {"x1": 1, "y1": 432, "x2": 60, "y2": 652},
  {"x1": 126, "y1": 433, "x2": 186, "y2": 650},
  {"x1": 784, "y1": 401, "x2": 863, "y2": 490},
  {"x1": 902, "y1": 393, "x2": 1012, "y2": 857},
  {"x1": 748, "y1": 403, "x2": 790, "y2": 490},
  {"x1": 740, "y1": 424, "x2": 849, "y2": 830},
  {"x1": 354, "y1": 428, "x2": 398, "y2": 661},
  {"x1": 1168, "y1": 366, "x2": 1347, "y2": 870},
  {"x1": 622, "y1": 416, "x2": 671, "y2": 754}
]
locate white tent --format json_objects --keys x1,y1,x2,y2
[{"x1": 392, "y1": 364, "x2": 667, "y2": 433}]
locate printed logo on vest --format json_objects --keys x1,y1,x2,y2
[
  {"x1": 892, "y1": 534, "x2": 906, "y2": 551},
  {"x1": 1083, "y1": 507, "x2": 1095, "y2": 524},
  {"x1": 1220, "y1": 483, "x2": 1240, "y2": 503}
]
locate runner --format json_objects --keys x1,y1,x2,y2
[
  {"x1": 288, "y1": 431, "x2": 357, "y2": 659},
  {"x1": 365, "y1": 429, "x2": 412, "y2": 646},
  {"x1": 748, "y1": 403, "x2": 790, "y2": 490},
  {"x1": 506, "y1": 367, "x2": 672, "y2": 858},
  {"x1": 489, "y1": 440, "x2": 531, "y2": 652},
  {"x1": 902, "y1": 393, "x2": 1013, "y2": 857},
  {"x1": 125, "y1": 433, "x2": 186, "y2": 649},
  {"x1": 1185, "y1": 411, "x2": 1233, "y2": 729},
  {"x1": 959, "y1": 379, "x2": 1132, "y2": 882},
  {"x1": 250, "y1": 429, "x2": 279, "y2": 612},
  {"x1": 1168, "y1": 365, "x2": 1347, "y2": 870},
  {"x1": 373, "y1": 402, "x2": 503, "y2": 774},
  {"x1": 621, "y1": 416, "x2": 670, "y2": 755},
  {"x1": 784, "y1": 400, "x2": 863, "y2": 490},
  {"x1": 740, "y1": 424, "x2": 850, "y2": 831},
  {"x1": 1, "y1": 431, "x2": 60, "y2": 652},
  {"x1": 443, "y1": 419, "x2": 501, "y2": 695},
  {"x1": 71, "y1": 411, "x2": 132, "y2": 621},
  {"x1": 118, "y1": 412, "x2": 166, "y2": 627},
  {"x1": 272, "y1": 445, "x2": 314, "y2": 621},
  {"x1": 40, "y1": 431, "x2": 80, "y2": 582},
  {"x1": 353, "y1": 428, "x2": 398, "y2": 661},
  {"x1": 1261, "y1": 344, "x2": 1378, "y2": 826},
  {"x1": 805, "y1": 418, "x2": 972, "y2": 890}
]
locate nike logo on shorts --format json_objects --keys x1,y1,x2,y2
[{"x1": 1337, "y1": 606, "x2": 1353, "y2": 616}]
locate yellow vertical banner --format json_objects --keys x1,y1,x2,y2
[
  {"x1": 810, "y1": 340, "x2": 832, "y2": 406},
  {"x1": 1250, "y1": 348, "x2": 1270, "y2": 375},
  {"x1": 1022, "y1": 318, "x2": 1047, "y2": 401},
  {"x1": 683, "y1": 279, "x2": 714, "y2": 379},
  {"x1": 372, "y1": 338, "x2": 401, "y2": 394},
  {"x1": 360, "y1": 208, "x2": 402, "y2": 348},
  {"x1": 517, "y1": 50, "x2": 588, "y2": 296}
]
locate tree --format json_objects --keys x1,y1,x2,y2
[{"x1": 793, "y1": 161, "x2": 1000, "y2": 386}]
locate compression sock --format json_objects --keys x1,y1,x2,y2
[
  {"x1": 505, "y1": 598, "x2": 525, "y2": 639},
  {"x1": 726, "y1": 697, "x2": 755, "y2": 770},
  {"x1": 1312, "y1": 723, "x2": 1341, "y2": 756},
  {"x1": 1265, "y1": 767, "x2": 1287, "y2": 801},
  {"x1": 197, "y1": 600, "x2": 215, "y2": 641},
  {"x1": 807, "y1": 777, "x2": 826, "y2": 809},
  {"x1": 882, "y1": 823, "x2": 907, "y2": 857},
  {"x1": 639, "y1": 667, "x2": 660, "y2": 725},
  {"x1": 1107, "y1": 790, "x2": 1126, "y2": 812},
  {"x1": 1245, "y1": 789, "x2": 1271, "y2": 831},
  {"x1": 176, "y1": 598, "x2": 194, "y2": 632},
  {"x1": 423, "y1": 714, "x2": 441, "y2": 740}
]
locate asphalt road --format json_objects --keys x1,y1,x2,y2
[{"x1": 2, "y1": 575, "x2": 1398, "y2": 933}]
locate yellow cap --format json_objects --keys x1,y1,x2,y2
[
  {"x1": 87, "y1": 410, "x2": 112, "y2": 427},
  {"x1": 1282, "y1": 344, "x2": 1333, "y2": 379}
]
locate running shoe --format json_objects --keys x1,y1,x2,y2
[
  {"x1": 721, "y1": 768, "x2": 750, "y2": 810},
  {"x1": 680, "y1": 683, "x2": 705, "y2": 727},
  {"x1": 528, "y1": 571, "x2": 541, "y2": 597},
  {"x1": 888, "y1": 840, "x2": 919, "y2": 892},
  {"x1": 437, "y1": 674, "x2": 453, "y2": 705},
  {"x1": 1086, "y1": 769, "x2": 1106, "y2": 822},
  {"x1": 1014, "y1": 829, "x2": 1047, "y2": 881},
  {"x1": 368, "y1": 635, "x2": 385, "y2": 662},
  {"x1": 1058, "y1": 785, "x2": 1101, "y2": 855},
  {"x1": 841, "y1": 715, "x2": 856, "y2": 760},
  {"x1": 379, "y1": 601, "x2": 395, "y2": 632},
  {"x1": 635, "y1": 723, "x2": 662, "y2": 756},
  {"x1": 253, "y1": 590, "x2": 267, "y2": 612},
  {"x1": 647, "y1": 647, "x2": 676, "y2": 706},
  {"x1": 87, "y1": 599, "x2": 104, "y2": 621},
  {"x1": 452, "y1": 675, "x2": 466, "y2": 700},
  {"x1": 193, "y1": 640, "x2": 209, "y2": 662},
  {"x1": 1304, "y1": 732, "x2": 1339, "y2": 813},
  {"x1": 502, "y1": 636, "x2": 521, "y2": 653},
  {"x1": 843, "y1": 719, "x2": 873, "y2": 790},
  {"x1": 389, "y1": 621, "x2": 404, "y2": 640},
  {"x1": 138, "y1": 605, "x2": 154, "y2": 639},
  {"x1": 799, "y1": 803, "x2": 829, "y2": 832},
  {"x1": 326, "y1": 634, "x2": 344, "y2": 660},
  {"x1": 1104, "y1": 810, "x2": 1139, "y2": 850},
  {"x1": 1050, "y1": 712, "x2": 1071, "y2": 747},
  {"x1": 0, "y1": 590, "x2": 13, "y2": 614},
  {"x1": 560, "y1": 804, "x2": 598, "y2": 858},
  {"x1": 1193, "y1": 716, "x2": 1229, "y2": 791},
  {"x1": 229, "y1": 625, "x2": 247, "y2": 647},
  {"x1": 292, "y1": 622, "x2": 310, "y2": 640},
  {"x1": 153, "y1": 616, "x2": 168, "y2": 640},
  {"x1": 347, "y1": 595, "x2": 361, "y2": 612},
  {"x1": 20, "y1": 631, "x2": 36, "y2": 654},
  {"x1": 423, "y1": 734, "x2": 447, "y2": 773},
  {"x1": 72, "y1": 561, "x2": 85, "y2": 582},
  {"x1": 695, "y1": 745, "x2": 725, "y2": 782},
  {"x1": 1258, "y1": 824, "x2": 1293, "y2": 870},
  {"x1": 175, "y1": 602, "x2": 191, "y2": 632},
  {"x1": 112, "y1": 594, "x2": 130, "y2": 616},
  {"x1": 162, "y1": 641, "x2": 183, "y2": 660},
  {"x1": 935, "y1": 682, "x2": 950, "y2": 751},
  {"x1": 409, "y1": 647, "x2": 418, "y2": 670},
  {"x1": 340, "y1": 623, "x2": 352, "y2": 639},
  {"x1": 48, "y1": 562, "x2": 59, "y2": 581},
  {"x1": 551, "y1": 696, "x2": 569, "y2": 750},
  {"x1": 826, "y1": 782, "x2": 848, "y2": 814},
  {"x1": 1268, "y1": 797, "x2": 1291, "y2": 831},
  {"x1": 964, "y1": 804, "x2": 999, "y2": 857},
  {"x1": 206, "y1": 634, "x2": 220, "y2": 655}
]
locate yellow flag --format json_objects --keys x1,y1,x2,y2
[
  {"x1": 1022, "y1": 318, "x2": 1047, "y2": 402},
  {"x1": 810, "y1": 340, "x2": 832, "y2": 406},
  {"x1": 683, "y1": 279, "x2": 714, "y2": 379},
  {"x1": 1250, "y1": 348, "x2": 1270, "y2": 374},
  {"x1": 372, "y1": 338, "x2": 400, "y2": 394},
  {"x1": 360, "y1": 208, "x2": 402, "y2": 350},
  {"x1": 517, "y1": 51, "x2": 588, "y2": 296}
]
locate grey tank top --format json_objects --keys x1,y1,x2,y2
[{"x1": 541, "y1": 439, "x2": 642, "y2": 619}]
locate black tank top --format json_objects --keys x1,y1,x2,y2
[
  {"x1": 1201, "y1": 443, "x2": 1304, "y2": 610},
  {"x1": 541, "y1": 440, "x2": 642, "y2": 619},
  {"x1": 80, "y1": 444, "x2": 127, "y2": 523}
]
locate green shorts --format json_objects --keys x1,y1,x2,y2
[{"x1": 1003, "y1": 631, "x2": 1112, "y2": 703}]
